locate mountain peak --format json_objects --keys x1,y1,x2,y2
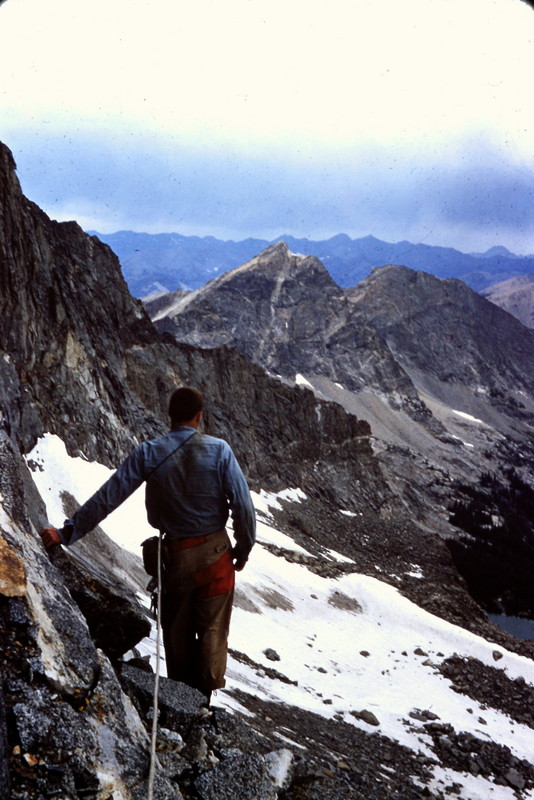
[
  {"x1": 472, "y1": 245, "x2": 518, "y2": 259},
  {"x1": 264, "y1": 240, "x2": 293, "y2": 255},
  {"x1": 209, "y1": 240, "x2": 340, "y2": 294}
]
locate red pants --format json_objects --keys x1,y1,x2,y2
[{"x1": 161, "y1": 529, "x2": 235, "y2": 695}]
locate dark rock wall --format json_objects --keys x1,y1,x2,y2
[{"x1": 0, "y1": 143, "x2": 160, "y2": 463}]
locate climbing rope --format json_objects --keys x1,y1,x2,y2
[{"x1": 147, "y1": 531, "x2": 163, "y2": 800}]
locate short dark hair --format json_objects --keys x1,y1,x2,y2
[{"x1": 168, "y1": 387, "x2": 204, "y2": 424}]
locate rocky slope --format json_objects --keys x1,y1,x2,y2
[
  {"x1": 481, "y1": 274, "x2": 534, "y2": 330},
  {"x1": 149, "y1": 245, "x2": 425, "y2": 414},
  {"x1": 2, "y1": 139, "x2": 534, "y2": 799},
  {"x1": 346, "y1": 263, "x2": 534, "y2": 419}
]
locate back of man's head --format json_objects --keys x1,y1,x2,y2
[{"x1": 169, "y1": 387, "x2": 204, "y2": 425}]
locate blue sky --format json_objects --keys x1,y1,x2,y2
[{"x1": 1, "y1": 0, "x2": 533, "y2": 253}]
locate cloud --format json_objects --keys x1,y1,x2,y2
[
  {"x1": 1, "y1": 0, "x2": 533, "y2": 253},
  {"x1": 7, "y1": 126, "x2": 534, "y2": 254}
]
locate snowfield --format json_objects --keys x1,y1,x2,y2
[{"x1": 27, "y1": 433, "x2": 534, "y2": 800}]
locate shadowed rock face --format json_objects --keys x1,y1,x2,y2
[{"x1": 0, "y1": 144, "x2": 160, "y2": 463}]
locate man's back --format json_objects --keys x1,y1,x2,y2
[{"x1": 145, "y1": 429, "x2": 238, "y2": 537}]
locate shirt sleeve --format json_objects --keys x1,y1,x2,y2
[
  {"x1": 221, "y1": 444, "x2": 256, "y2": 561},
  {"x1": 59, "y1": 444, "x2": 148, "y2": 545}
]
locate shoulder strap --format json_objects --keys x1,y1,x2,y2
[{"x1": 145, "y1": 430, "x2": 197, "y2": 482}]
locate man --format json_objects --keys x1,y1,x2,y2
[{"x1": 41, "y1": 387, "x2": 256, "y2": 700}]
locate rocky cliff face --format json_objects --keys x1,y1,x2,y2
[{"x1": 0, "y1": 144, "x2": 160, "y2": 464}]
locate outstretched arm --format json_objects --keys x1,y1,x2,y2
[{"x1": 40, "y1": 445, "x2": 147, "y2": 549}]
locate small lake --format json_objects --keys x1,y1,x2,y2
[{"x1": 488, "y1": 613, "x2": 534, "y2": 641}]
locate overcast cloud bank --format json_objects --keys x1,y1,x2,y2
[{"x1": 1, "y1": 0, "x2": 533, "y2": 254}]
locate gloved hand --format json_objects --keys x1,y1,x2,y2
[{"x1": 40, "y1": 527, "x2": 62, "y2": 549}]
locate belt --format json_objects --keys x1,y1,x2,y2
[{"x1": 164, "y1": 528, "x2": 225, "y2": 553}]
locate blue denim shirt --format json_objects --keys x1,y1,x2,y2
[{"x1": 59, "y1": 427, "x2": 256, "y2": 559}]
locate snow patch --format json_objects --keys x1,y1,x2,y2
[
  {"x1": 295, "y1": 373, "x2": 313, "y2": 388},
  {"x1": 253, "y1": 488, "x2": 307, "y2": 515},
  {"x1": 324, "y1": 548, "x2": 354, "y2": 564},
  {"x1": 25, "y1": 433, "x2": 153, "y2": 555},
  {"x1": 450, "y1": 434, "x2": 475, "y2": 447},
  {"x1": 424, "y1": 765, "x2": 524, "y2": 800},
  {"x1": 255, "y1": 519, "x2": 312, "y2": 556},
  {"x1": 265, "y1": 748, "x2": 294, "y2": 788},
  {"x1": 406, "y1": 564, "x2": 424, "y2": 579},
  {"x1": 452, "y1": 409, "x2": 485, "y2": 424}
]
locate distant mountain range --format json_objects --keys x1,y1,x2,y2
[{"x1": 90, "y1": 229, "x2": 534, "y2": 298}]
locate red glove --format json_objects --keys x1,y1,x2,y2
[{"x1": 40, "y1": 527, "x2": 62, "y2": 549}]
